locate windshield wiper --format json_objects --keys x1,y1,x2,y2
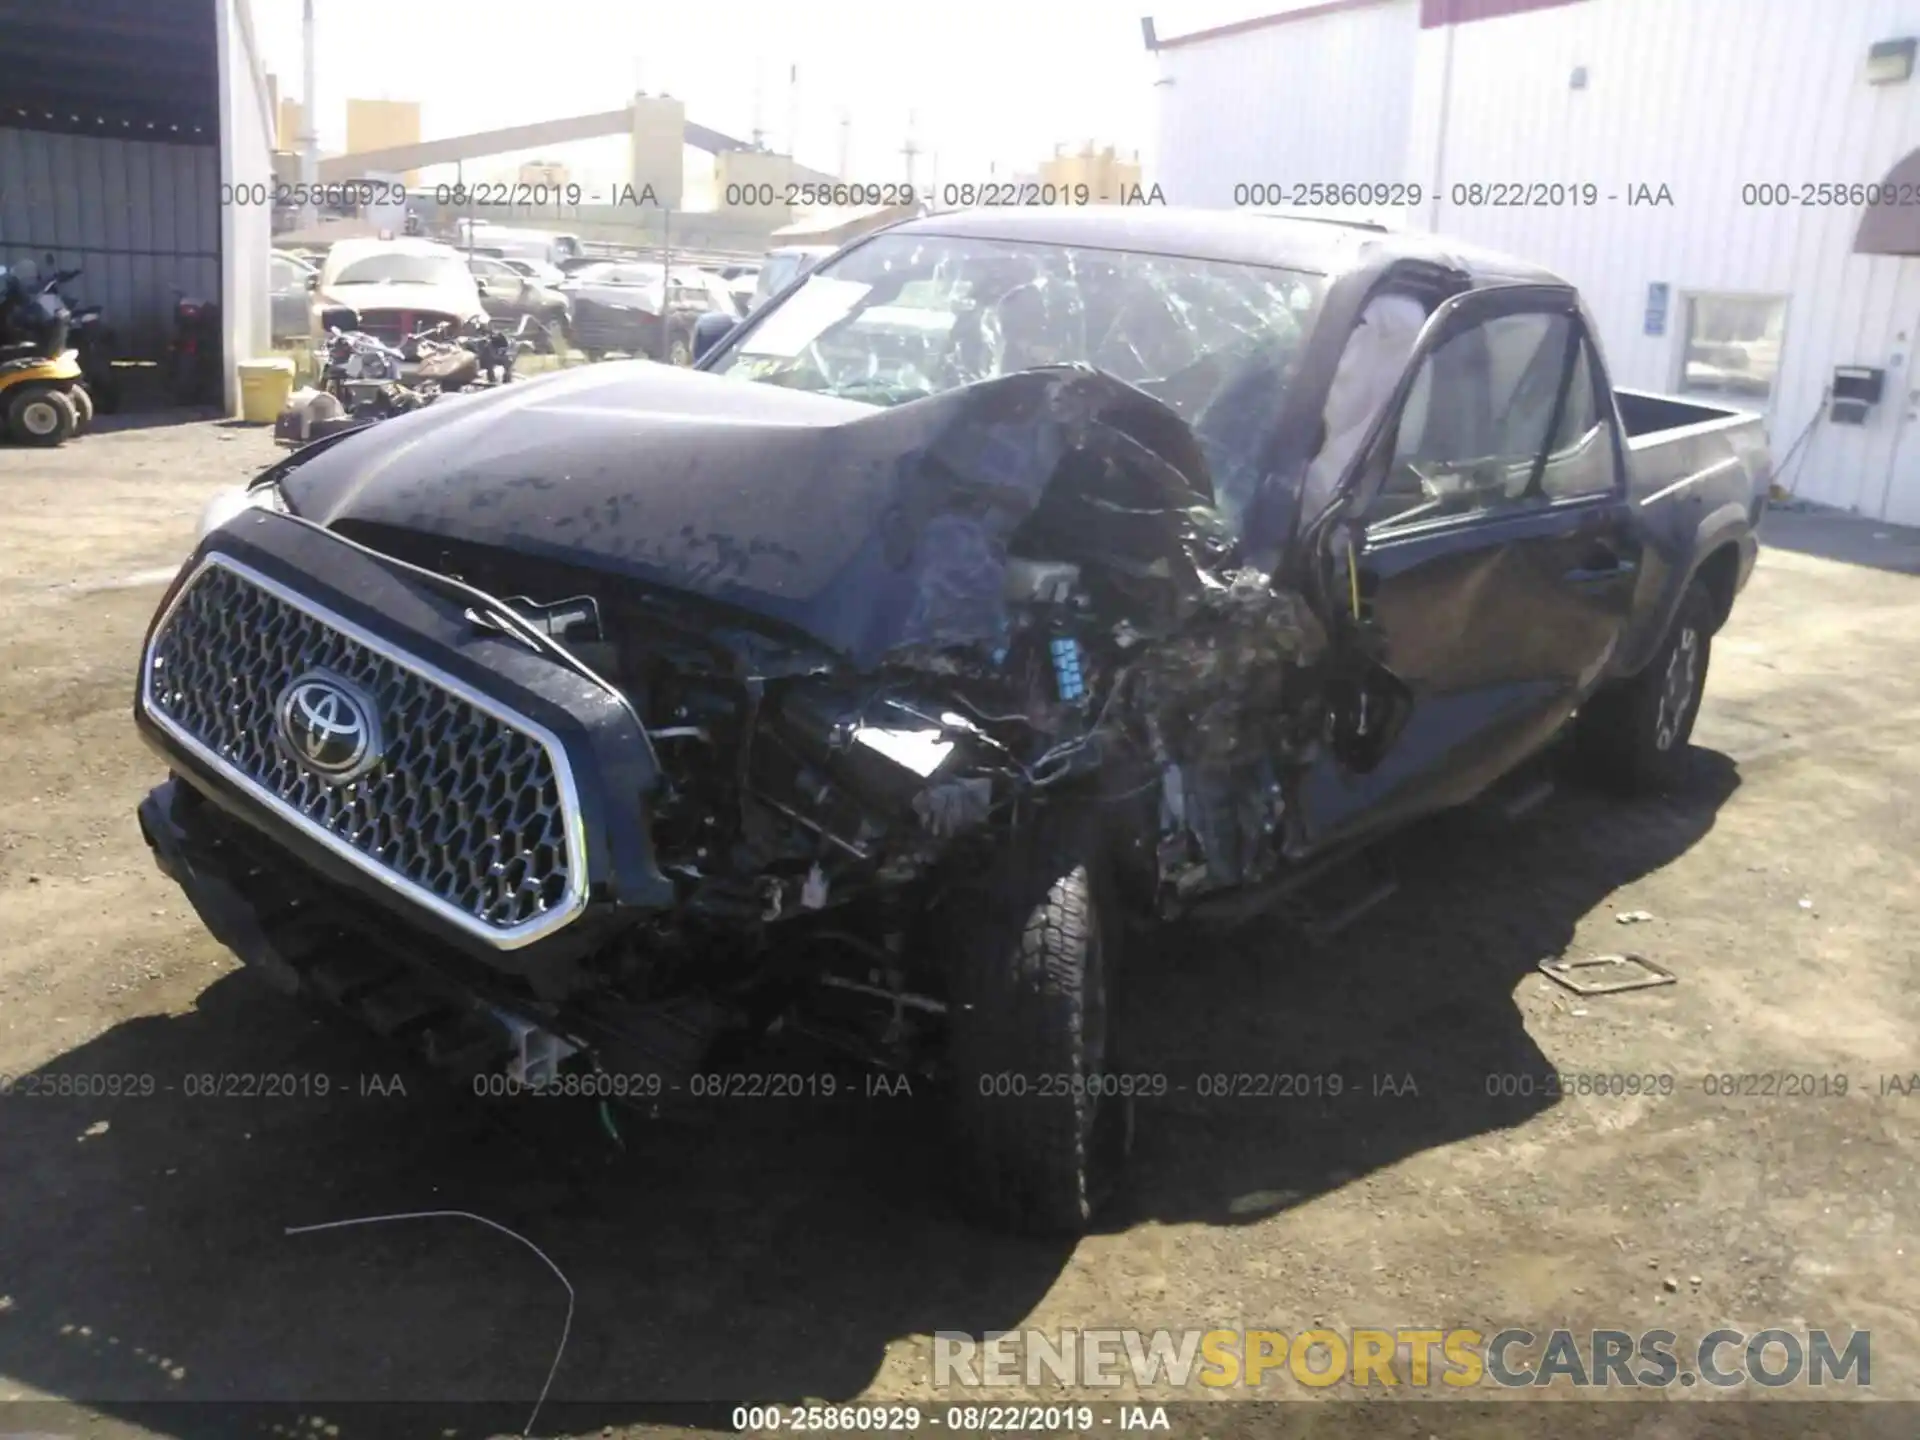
[{"x1": 816, "y1": 376, "x2": 932, "y2": 405}]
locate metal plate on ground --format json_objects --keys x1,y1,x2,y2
[{"x1": 1539, "y1": 953, "x2": 1677, "y2": 995}]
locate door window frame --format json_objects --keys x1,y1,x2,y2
[{"x1": 1328, "y1": 284, "x2": 1623, "y2": 546}]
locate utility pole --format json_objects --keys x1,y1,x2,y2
[
  {"x1": 751, "y1": 60, "x2": 766, "y2": 149},
  {"x1": 786, "y1": 64, "x2": 800, "y2": 161},
  {"x1": 900, "y1": 110, "x2": 919, "y2": 189},
  {"x1": 300, "y1": 0, "x2": 320, "y2": 231}
]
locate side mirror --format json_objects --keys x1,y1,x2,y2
[
  {"x1": 306, "y1": 274, "x2": 319, "y2": 292},
  {"x1": 692, "y1": 310, "x2": 736, "y2": 362},
  {"x1": 320, "y1": 304, "x2": 359, "y2": 333},
  {"x1": 474, "y1": 277, "x2": 489, "y2": 294}
]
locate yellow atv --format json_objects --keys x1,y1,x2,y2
[{"x1": 0, "y1": 350, "x2": 88, "y2": 446}]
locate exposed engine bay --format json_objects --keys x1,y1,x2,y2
[
  {"x1": 290, "y1": 367, "x2": 1335, "y2": 930},
  {"x1": 181, "y1": 358, "x2": 1356, "y2": 1092}
]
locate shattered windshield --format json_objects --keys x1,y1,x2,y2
[{"x1": 706, "y1": 232, "x2": 1326, "y2": 524}]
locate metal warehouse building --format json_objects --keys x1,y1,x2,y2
[
  {"x1": 1, "y1": 0, "x2": 275, "y2": 413},
  {"x1": 1148, "y1": 0, "x2": 1920, "y2": 526}
]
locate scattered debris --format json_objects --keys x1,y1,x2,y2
[
  {"x1": 286, "y1": 1209, "x2": 574, "y2": 1438},
  {"x1": 1539, "y1": 953, "x2": 1677, "y2": 996},
  {"x1": 79, "y1": 1120, "x2": 108, "y2": 1139},
  {"x1": 1798, "y1": 897, "x2": 1814, "y2": 910},
  {"x1": 1615, "y1": 909, "x2": 1655, "y2": 924},
  {"x1": 1663, "y1": 1276, "x2": 1679, "y2": 1292}
]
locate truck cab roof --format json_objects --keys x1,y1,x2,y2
[{"x1": 879, "y1": 205, "x2": 1570, "y2": 291}]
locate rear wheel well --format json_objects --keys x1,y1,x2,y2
[{"x1": 1693, "y1": 544, "x2": 1741, "y2": 633}]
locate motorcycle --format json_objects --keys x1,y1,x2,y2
[
  {"x1": 0, "y1": 256, "x2": 89, "y2": 446},
  {"x1": 278, "y1": 310, "x2": 533, "y2": 447},
  {"x1": 168, "y1": 290, "x2": 222, "y2": 406},
  {"x1": 26, "y1": 256, "x2": 123, "y2": 415}
]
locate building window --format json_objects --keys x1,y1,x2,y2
[{"x1": 1678, "y1": 294, "x2": 1787, "y2": 402}]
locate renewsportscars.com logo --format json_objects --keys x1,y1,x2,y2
[{"x1": 931, "y1": 1327, "x2": 1871, "y2": 1390}]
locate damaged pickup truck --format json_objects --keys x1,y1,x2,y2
[{"x1": 135, "y1": 209, "x2": 1767, "y2": 1233}]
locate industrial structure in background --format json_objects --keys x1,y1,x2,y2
[
  {"x1": 0, "y1": 0, "x2": 887, "y2": 412},
  {"x1": 1037, "y1": 143, "x2": 1143, "y2": 201},
  {"x1": 1146, "y1": 0, "x2": 1920, "y2": 527}
]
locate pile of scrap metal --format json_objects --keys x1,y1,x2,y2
[{"x1": 274, "y1": 316, "x2": 527, "y2": 448}]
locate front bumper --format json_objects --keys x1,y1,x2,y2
[
  {"x1": 139, "y1": 774, "x2": 728, "y2": 1085},
  {"x1": 139, "y1": 775, "x2": 521, "y2": 1073}
]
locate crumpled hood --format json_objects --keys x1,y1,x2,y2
[{"x1": 277, "y1": 361, "x2": 1217, "y2": 667}]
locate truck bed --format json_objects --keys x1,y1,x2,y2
[
  {"x1": 1613, "y1": 387, "x2": 1757, "y2": 443},
  {"x1": 1607, "y1": 387, "x2": 1769, "y2": 680}
]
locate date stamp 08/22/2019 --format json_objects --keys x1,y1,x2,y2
[{"x1": 6, "y1": 1067, "x2": 1916, "y2": 1103}]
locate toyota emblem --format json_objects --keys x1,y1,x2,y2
[{"x1": 275, "y1": 671, "x2": 382, "y2": 783}]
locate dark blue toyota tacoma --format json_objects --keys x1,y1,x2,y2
[{"x1": 135, "y1": 209, "x2": 1766, "y2": 1234}]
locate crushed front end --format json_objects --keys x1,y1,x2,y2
[{"x1": 134, "y1": 364, "x2": 1331, "y2": 1117}]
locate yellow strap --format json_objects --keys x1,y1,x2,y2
[{"x1": 1346, "y1": 536, "x2": 1361, "y2": 621}]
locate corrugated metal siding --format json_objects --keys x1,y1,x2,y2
[
  {"x1": 1154, "y1": 0, "x2": 1920, "y2": 522},
  {"x1": 1404, "y1": 0, "x2": 1920, "y2": 522},
  {"x1": 1152, "y1": 0, "x2": 1420, "y2": 209},
  {"x1": 0, "y1": 127, "x2": 219, "y2": 359}
]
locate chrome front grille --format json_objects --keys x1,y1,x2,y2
[{"x1": 140, "y1": 555, "x2": 587, "y2": 948}]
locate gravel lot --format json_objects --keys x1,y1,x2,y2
[{"x1": 0, "y1": 417, "x2": 1916, "y2": 1436}]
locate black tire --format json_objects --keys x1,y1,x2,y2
[
  {"x1": 69, "y1": 384, "x2": 93, "y2": 433},
  {"x1": 939, "y1": 807, "x2": 1134, "y2": 1236},
  {"x1": 6, "y1": 386, "x2": 77, "y2": 446},
  {"x1": 666, "y1": 333, "x2": 693, "y2": 367},
  {"x1": 1572, "y1": 577, "x2": 1714, "y2": 794}
]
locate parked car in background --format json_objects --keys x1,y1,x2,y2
[
  {"x1": 750, "y1": 244, "x2": 836, "y2": 311},
  {"x1": 498, "y1": 256, "x2": 568, "y2": 290},
  {"x1": 722, "y1": 265, "x2": 759, "y2": 313},
  {"x1": 270, "y1": 251, "x2": 316, "y2": 343},
  {"x1": 452, "y1": 222, "x2": 585, "y2": 271},
  {"x1": 556, "y1": 262, "x2": 736, "y2": 363},
  {"x1": 466, "y1": 254, "x2": 571, "y2": 350},
  {"x1": 310, "y1": 238, "x2": 486, "y2": 348}
]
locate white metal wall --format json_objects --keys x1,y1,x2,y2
[
  {"x1": 1152, "y1": 0, "x2": 1920, "y2": 523},
  {"x1": 1152, "y1": 0, "x2": 1421, "y2": 209},
  {"x1": 1405, "y1": 0, "x2": 1920, "y2": 524},
  {"x1": 0, "y1": 128, "x2": 219, "y2": 361},
  {"x1": 218, "y1": 0, "x2": 276, "y2": 413}
]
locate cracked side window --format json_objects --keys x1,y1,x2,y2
[{"x1": 1367, "y1": 311, "x2": 1577, "y2": 534}]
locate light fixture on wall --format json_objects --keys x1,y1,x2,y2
[
  {"x1": 1570, "y1": 65, "x2": 1589, "y2": 90},
  {"x1": 1866, "y1": 37, "x2": 1916, "y2": 85}
]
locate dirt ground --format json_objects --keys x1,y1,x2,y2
[{"x1": 0, "y1": 416, "x2": 1916, "y2": 1437}]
